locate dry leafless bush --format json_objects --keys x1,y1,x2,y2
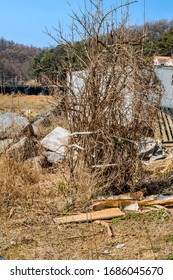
[{"x1": 48, "y1": 0, "x2": 163, "y2": 196}]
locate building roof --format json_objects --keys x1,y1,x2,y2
[{"x1": 154, "y1": 56, "x2": 173, "y2": 66}]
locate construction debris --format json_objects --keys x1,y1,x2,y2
[
  {"x1": 116, "y1": 243, "x2": 125, "y2": 249},
  {"x1": 93, "y1": 220, "x2": 113, "y2": 237},
  {"x1": 92, "y1": 200, "x2": 139, "y2": 211},
  {"x1": 124, "y1": 201, "x2": 139, "y2": 211},
  {"x1": 0, "y1": 112, "x2": 29, "y2": 139},
  {"x1": 96, "y1": 190, "x2": 145, "y2": 201},
  {"x1": 54, "y1": 208, "x2": 125, "y2": 224},
  {"x1": 138, "y1": 198, "x2": 173, "y2": 207},
  {"x1": 40, "y1": 126, "x2": 70, "y2": 155},
  {"x1": 53, "y1": 192, "x2": 173, "y2": 226},
  {"x1": 138, "y1": 137, "x2": 166, "y2": 161}
]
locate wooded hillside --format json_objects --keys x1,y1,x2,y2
[{"x1": 0, "y1": 38, "x2": 42, "y2": 83}]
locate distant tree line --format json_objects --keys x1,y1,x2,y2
[
  {"x1": 0, "y1": 38, "x2": 41, "y2": 84},
  {"x1": 1, "y1": 18, "x2": 173, "y2": 87},
  {"x1": 143, "y1": 19, "x2": 173, "y2": 56}
]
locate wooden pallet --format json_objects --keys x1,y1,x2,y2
[{"x1": 155, "y1": 107, "x2": 173, "y2": 143}]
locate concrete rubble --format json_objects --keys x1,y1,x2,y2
[
  {"x1": 43, "y1": 151, "x2": 65, "y2": 163},
  {"x1": 0, "y1": 111, "x2": 70, "y2": 167},
  {"x1": 138, "y1": 137, "x2": 166, "y2": 161},
  {"x1": 1, "y1": 110, "x2": 173, "y2": 172},
  {"x1": 40, "y1": 126, "x2": 70, "y2": 163},
  {"x1": 7, "y1": 137, "x2": 37, "y2": 159}
]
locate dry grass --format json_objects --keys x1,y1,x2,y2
[
  {"x1": 0, "y1": 154, "x2": 40, "y2": 212},
  {"x1": 0, "y1": 95, "x2": 54, "y2": 114},
  {"x1": 0, "y1": 151, "x2": 173, "y2": 260},
  {"x1": 1, "y1": 201, "x2": 173, "y2": 260}
]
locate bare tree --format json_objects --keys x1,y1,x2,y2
[{"x1": 47, "y1": 0, "x2": 163, "y2": 198}]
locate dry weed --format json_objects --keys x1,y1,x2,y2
[{"x1": 0, "y1": 154, "x2": 40, "y2": 212}]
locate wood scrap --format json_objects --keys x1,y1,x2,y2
[
  {"x1": 93, "y1": 220, "x2": 113, "y2": 237},
  {"x1": 115, "y1": 190, "x2": 145, "y2": 200},
  {"x1": 95, "y1": 189, "x2": 145, "y2": 201},
  {"x1": 54, "y1": 208, "x2": 125, "y2": 224},
  {"x1": 138, "y1": 198, "x2": 173, "y2": 207},
  {"x1": 92, "y1": 200, "x2": 138, "y2": 211}
]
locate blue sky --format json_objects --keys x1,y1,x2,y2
[{"x1": 0, "y1": 0, "x2": 172, "y2": 48}]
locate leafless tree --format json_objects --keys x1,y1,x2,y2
[{"x1": 47, "y1": 0, "x2": 163, "y2": 197}]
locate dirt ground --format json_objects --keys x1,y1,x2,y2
[
  {"x1": 1, "y1": 198, "x2": 173, "y2": 260},
  {"x1": 1, "y1": 167, "x2": 173, "y2": 260}
]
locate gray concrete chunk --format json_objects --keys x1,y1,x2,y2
[{"x1": 40, "y1": 126, "x2": 70, "y2": 155}]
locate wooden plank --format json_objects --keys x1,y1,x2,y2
[
  {"x1": 165, "y1": 115, "x2": 173, "y2": 141},
  {"x1": 158, "y1": 110, "x2": 168, "y2": 142},
  {"x1": 161, "y1": 110, "x2": 172, "y2": 141},
  {"x1": 92, "y1": 200, "x2": 138, "y2": 211},
  {"x1": 165, "y1": 112, "x2": 173, "y2": 140},
  {"x1": 54, "y1": 208, "x2": 125, "y2": 224},
  {"x1": 93, "y1": 220, "x2": 113, "y2": 237},
  {"x1": 138, "y1": 198, "x2": 173, "y2": 207}
]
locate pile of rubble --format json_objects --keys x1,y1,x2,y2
[
  {"x1": 0, "y1": 112, "x2": 70, "y2": 171},
  {"x1": 1, "y1": 111, "x2": 173, "y2": 172}
]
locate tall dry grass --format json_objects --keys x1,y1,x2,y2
[{"x1": 0, "y1": 154, "x2": 40, "y2": 212}]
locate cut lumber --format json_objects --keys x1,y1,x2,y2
[
  {"x1": 92, "y1": 200, "x2": 138, "y2": 211},
  {"x1": 54, "y1": 208, "x2": 125, "y2": 224},
  {"x1": 138, "y1": 199, "x2": 173, "y2": 207},
  {"x1": 114, "y1": 190, "x2": 144, "y2": 200},
  {"x1": 93, "y1": 220, "x2": 113, "y2": 237}
]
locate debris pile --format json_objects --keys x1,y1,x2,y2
[
  {"x1": 53, "y1": 190, "x2": 173, "y2": 237},
  {"x1": 1, "y1": 111, "x2": 173, "y2": 172},
  {"x1": 0, "y1": 112, "x2": 69, "y2": 167}
]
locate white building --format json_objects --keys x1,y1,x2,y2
[
  {"x1": 154, "y1": 56, "x2": 173, "y2": 67},
  {"x1": 69, "y1": 59, "x2": 173, "y2": 110},
  {"x1": 155, "y1": 66, "x2": 173, "y2": 108}
]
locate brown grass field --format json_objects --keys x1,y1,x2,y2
[
  {"x1": 0, "y1": 95, "x2": 173, "y2": 260},
  {"x1": 0, "y1": 94, "x2": 54, "y2": 114}
]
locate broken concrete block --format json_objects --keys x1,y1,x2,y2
[
  {"x1": 30, "y1": 124, "x2": 40, "y2": 138},
  {"x1": 0, "y1": 112, "x2": 29, "y2": 139},
  {"x1": 40, "y1": 126, "x2": 70, "y2": 156},
  {"x1": 7, "y1": 137, "x2": 37, "y2": 159},
  {"x1": 44, "y1": 151, "x2": 64, "y2": 163},
  {"x1": 123, "y1": 201, "x2": 139, "y2": 211}
]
